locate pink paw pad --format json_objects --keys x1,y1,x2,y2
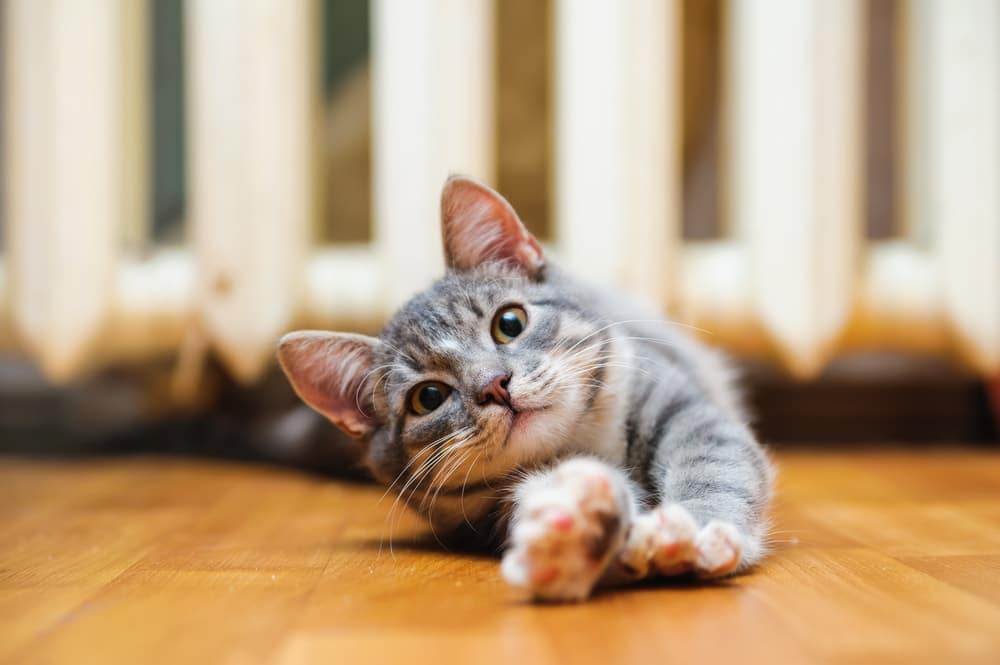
[
  {"x1": 549, "y1": 512, "x2": 575, "y2": 532},
  {"x1": 531, "y1": 566, "x2": 560, "y2": 586}
]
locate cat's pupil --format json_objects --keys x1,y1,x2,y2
[
  {"x1": 498, "y1": 312, "x2": 524, "y2": 338},
  {"x1": 418, "y1": 384, "x2": 444, "y2": 411}
]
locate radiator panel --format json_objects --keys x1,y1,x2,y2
[{"x1": 0, "y1": 0, "x2": 997, "y2": 382}]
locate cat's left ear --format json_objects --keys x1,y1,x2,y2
[{"x1": 440, "y1": 175, "x2": 545, "y2": 278}]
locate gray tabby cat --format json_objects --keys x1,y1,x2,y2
[{"x1": 278, "y1": 177, "x2": 773, "y2": 601}]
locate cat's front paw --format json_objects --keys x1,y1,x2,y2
[
  {"x1": 501, "y1": 458, "x2": 629, "y2": 602},
  {"x1": 617, "y1": 504, "x2": 743, "y2": 579},
  {"x1": 618, "y1": 503, "x2": 699, "y2": 578}
]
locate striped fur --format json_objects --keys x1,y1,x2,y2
[{"x1": 278, "y1": 177, "x2": 773, "y2": 601}]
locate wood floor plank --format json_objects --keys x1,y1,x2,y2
[
  {"x1": 745, "y1": 547, "x2": 1000, "y2": 662},
  {"x1": 0, "y1": 460, "x2": 190, "y2": 659},
  {"x1": 795, "y1": 502, "x2": 1000, "y2": 557},
  {"x1": 898, "y1": 555, "x2": 1000, "y2": 607},
  {"x1": 2, "y1": 449, "x2": 999, "y2": 664}
]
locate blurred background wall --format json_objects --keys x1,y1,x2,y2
[{"x1": 0, "y1": 0, "x2": 997, "y2": 457}]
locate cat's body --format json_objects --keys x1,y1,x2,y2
[{"x1": 279, "y1": 177, "x2": 772, "y2": 601}]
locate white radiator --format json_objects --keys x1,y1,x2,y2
[{"x1": 1, "y1": 0, "x2": 998, "y2": 384}]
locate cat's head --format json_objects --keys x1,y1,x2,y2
[{"x1": 278, "y1": 177, "x2": 615, "y2": 501}]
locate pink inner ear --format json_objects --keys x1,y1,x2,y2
[
  {"x1": 276, "y1": 332, "x2": 378, "y2": 439},
  {"x1": 441, "y1": 176, "x2": 544, "y2": 275}
]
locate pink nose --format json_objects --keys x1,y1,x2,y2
[{"x1": 477, "y1": 373, "x2": 512, "y2": 408}]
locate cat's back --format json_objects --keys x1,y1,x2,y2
[{"x1": 552, "y1": 267, "x2": 747, "y2": 422}]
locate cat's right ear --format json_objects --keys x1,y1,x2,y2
[
  {"x1": 440, "y1": 175, "x2": 545, "y2": 278},
  {"x1": 277, "y1": 331, "x2": 381, "y2": 439}
]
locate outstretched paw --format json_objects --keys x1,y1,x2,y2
[
  {"x1": 501, "y1": 458, "x2": 629, "y2": 602},
  {"x1": 617, "y1": 504, "x2": 743, "y2": 580},
  {"x1": 618, "y1": 503, "x2": 698, "y2": 578}
]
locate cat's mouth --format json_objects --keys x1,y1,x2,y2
[{"x1": 501, "y1": 405, "x2": 550, "y2": 447}]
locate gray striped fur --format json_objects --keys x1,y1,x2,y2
[{"x1": 278, "y1": 177, "x2": 773, "y2": 596}]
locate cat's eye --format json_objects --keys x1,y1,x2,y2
[
  {"x1": 409, "y1": 381, "x2": 452, "y2": 415},
  {"x1": 491, "y1": 305, "x2": 527, "y2": 344}
]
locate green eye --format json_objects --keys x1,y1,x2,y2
[
  {"x1": 409, "y1": 381, "x2": 451, "y2": 415},
  {"x1": 491, "y1": 306, "x2": 527, "y2": 344}
]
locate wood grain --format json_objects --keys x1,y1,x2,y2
[{"x1": 2, "y1": 449, "x2": 999, "y2": 664}]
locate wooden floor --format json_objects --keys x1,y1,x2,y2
[{"x1": 2, "y1": 449, "x2": 1000, "y2": 664}]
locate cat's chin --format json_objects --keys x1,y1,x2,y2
[
  {"x1": 500, "y1": 405, "x2": 568, "y2": 463},
  {"x1": 510, "y1": 407, "x2": 548, "y2": 437}
]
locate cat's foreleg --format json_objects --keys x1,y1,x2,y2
[
  {"x1": 616, "y1": 404, "x2": 772, "y2": 580},
  {"x1": 500, "y1": 456, "x2": 642, "y2": 602}
]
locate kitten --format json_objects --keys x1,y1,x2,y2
[{"x1": 278, "y1": 176, "x2": 773, "y2": 601}]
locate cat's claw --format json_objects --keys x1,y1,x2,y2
[
  {"x1": 501, "y1": 458, "x2": 628, "y2": 602},
  {"x1": 617, "y1": 504, "x2": 742, "y2": 579}
]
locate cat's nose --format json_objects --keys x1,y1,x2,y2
[{"x1": 477, "y1": 372, "x2": 513, "y2": 409}]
